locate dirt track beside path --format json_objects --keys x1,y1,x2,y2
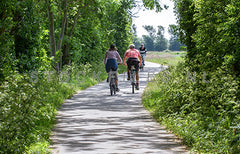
[{"x1": 50, "y1": 61, "x2": 189, "y2": 154}]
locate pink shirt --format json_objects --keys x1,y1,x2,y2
[
  {"x1": 104, "y1": 50, "x2": 122, "y2": 64},
  {"x1": 124, "y1": 49, "x2": 140, "y2": 59}
]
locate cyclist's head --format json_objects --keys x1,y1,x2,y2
[
  {"x1": 141, "y1": 43, "x2": 144, "y2": 47},
  {"x1": 109, "y1": 44, "x2": 116, "y2": 51},
  {"x1": 129, "y1": 44, "x2": 135, "y2": 49}
]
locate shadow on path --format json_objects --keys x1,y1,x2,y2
[{"x1": 50, "y1": 62, "x2": 189, "y2": 154}]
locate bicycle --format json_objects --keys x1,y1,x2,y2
[
  {"x1": 130, "y1": 65, "x2": 136, "y2": 94},
  {"x1": 109, "y1": 68, "x2": 118, "y2": 96}
]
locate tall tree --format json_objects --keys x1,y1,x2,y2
[
  {"x1": 168, "y1": 24, "x2": 182, "y2": 51},
  {"x1": 45, "y1": 0, "x2": 68, "y2": 72},
  {"x1": 154, "y1": 25, "x2": 168, "y2": 51},
  {"x1": 174, "y1": 0, "x2": 196, "y2": 59}
]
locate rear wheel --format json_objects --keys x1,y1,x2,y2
[
  {"x1": 110, "y1": 85, "x2": 113, "y2": 96},
  {"x1": 132, "y1": 83, "x2": 135, "y2": 94},
  {"x1": 110, "y1": 80, "x2": 114, "y2": 95},
  {"x1": 113, "y1": 84, "x2": 116, "y2": 95}
]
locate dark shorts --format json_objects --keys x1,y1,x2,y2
[
  {"x1": 127, "y1": 58, "x2": 139, "y2": 71},
  {"x1": 105, "y1": 59, "x2": 118, "y2": 73}
]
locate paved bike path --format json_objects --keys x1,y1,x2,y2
[{"x1": 50, "y1": 61, "x2": 189, "y2": 154}]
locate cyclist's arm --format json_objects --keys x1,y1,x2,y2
[
  {"x1": 123, "y1": 51, "x2": 129, "y2": 66},
  {"x1": 104, "y1": 52, "x2": 107, "y2": 64},
  {"x1": 116, "y1": 52, "x2": 123, "y2": 65},
  {"x1": 138, "y1": 53, "x2": 142, "y2": 66},
  {"x1": 123, "y1": 56, "x2": 128, "y2": 66}
]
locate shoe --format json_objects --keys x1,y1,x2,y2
[
  {"x1": 136, "y1": 83, "x2": 139, "y2": 90},
  {"x1": 107, "y1": 77, "x2": 109, "y2": 82},
  {"x1": 116, "y1": 88, "x2": 120, "y2": 92},
  {"x1": 143, "y1": 63, "x2": 145, "y2": 66},
  {"x1": 127, "y1": 76, "x2": 130, "y2": 80}
]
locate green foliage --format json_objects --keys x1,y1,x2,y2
[
  {"x1": 0, "y1": 0, "x2": 172, "y2": 153},
  {"x1": 0, "y1": 70, "x2": 74, "y2": 153},
  {"x1": 142, "y1": 0, "x2": 163, "y2": 12},
  {"x1": 173, "y1": 0, "x2": 197, "y2": 59},
  {"x1": 0, "y1": 61, "x2": 118, "y2": 153},
  {"x1": 143, "y1": 0, "x2": 240, "y2": 153},
  {"x1": 168, "y1": 24, "x2": 183, "y2": 51},
  {"x1": 142, "y1": 35, "x2": 155, "y2": 51},
  {"x1": 141, "y1": 25, "x2": 168, "y2": 51},
  {"x1": 174, "y1": 0, "x2": 240, "y2": 75},
  {"x1": 143, "y1": 63, "x2": 240, "y2": 153},
  {"x1": 168, "y1": 38, "x2": 182, "y2": 51}
]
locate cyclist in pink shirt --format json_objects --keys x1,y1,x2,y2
[{"x1": 123, "y1": 44, "x2": 142, "y2": 90}]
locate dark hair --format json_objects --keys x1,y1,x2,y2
[{"x1": 109, "y1": 44, "x2": 117, "y2": 51}]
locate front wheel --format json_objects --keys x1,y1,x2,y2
[{"x1": 110, "y1": 83, "x2": 116, "y2": 96}]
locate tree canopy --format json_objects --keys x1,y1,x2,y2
[{"x1": 174, "y1": 0, "x2": 240, "y2": 76}]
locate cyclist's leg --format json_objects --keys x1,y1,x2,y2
[
  {"x1": 127, "y1": 59, "x2": 132, "y2": 80},
  {"x1": 133, "y1": 60, "x2": 140, "y2": 90},
  {"x1": 108, "y1": 59, "x2": 118, "y2": 82},
  {"x1": 136, "y1": 71, "x2": 139, "y2": 90},
  {"x1": 141, "y1": 54, "x2": 145, "y2": 66},
  {"x1": 143, "y1": 54, "x2": 145, "y2": 65},
  {"x1": 106, "y1": 61, "x2": 111, "y2": 82}
]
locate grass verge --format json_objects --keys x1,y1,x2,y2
[{"x1": 145, "y1": 51, "x2": 186, "y2": 66}]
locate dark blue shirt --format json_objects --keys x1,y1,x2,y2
[{"x1": 139, "y1": 47, "x2": 147, "y2": 54}]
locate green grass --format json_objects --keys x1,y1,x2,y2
[{"x1": 145, "y1": 51, "x2": 186, "y2": 66}]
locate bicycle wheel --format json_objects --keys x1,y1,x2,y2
[
  {"x1": 113, "y1": 84, "x2": 116, "y2": 95},
  {"x1": 110, "y1": 85, "x2": 113, "y2": 96},
  {"x1": 110, "y1": 80, "x2": 114, "y2": 96},
  {"x1": 132, "y1": 82, "x2": 135, "y2": 94}
]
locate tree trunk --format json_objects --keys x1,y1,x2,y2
[
  {"x1": 57, "y1": 0, "x2": 68, "y2": 70},
  {"x1": 46, "y1": 0, "x2": 56, "y2": 57},
  {"x1": 62, "y1": 7, "x2": 82, "y2": 65}
]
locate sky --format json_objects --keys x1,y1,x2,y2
[{"x1": 132, "y1": 0, "x2": 177, "y2": 40}]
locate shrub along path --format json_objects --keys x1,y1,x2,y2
[{"x1": 50, "y1": 61, "x2": 189, "y2": 154}]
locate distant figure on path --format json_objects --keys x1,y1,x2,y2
[{"x1": 139, "y1": 43, "x2": 147, "y2": 67}]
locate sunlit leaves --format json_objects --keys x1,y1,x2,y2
[{"x1": 142, "y1": 0, "x2": 163, "y2": 12}]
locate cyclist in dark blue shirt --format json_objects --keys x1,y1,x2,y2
[{"x1": 139, "y1": 43, "x2": 147, "y2": 66}]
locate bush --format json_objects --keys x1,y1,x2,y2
[
  {"x1": 0, "y1": 61, "x2": 118, "y2": 153},
  {"x1": 0, "y1": 71, "x2": 74, "y2": 153},
  {"x1": 142, "y1": 63, "x2": 240, "y2": 153}
]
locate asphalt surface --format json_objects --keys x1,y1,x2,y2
[{"x1": 50, "y1": 61, "x2": 189, "y2": 154}]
